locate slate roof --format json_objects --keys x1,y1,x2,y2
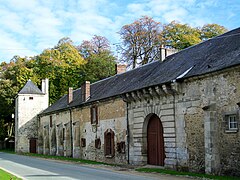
[
  {"x1": 19, "y1": 80, "x2": 44, "y2": 95},
  {"x1": 41, "y1": 27, "x2": 240, "y2": 115}
]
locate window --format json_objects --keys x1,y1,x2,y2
[
  {"x1": 225, "y1": 114, "x2": 238, "y2": 132},
  {"x1": 117, "y1": 141, "x2": 126, "y2": 154},
  {"x1": 228, "y1": 115, "x2": 238, "y2": 130},
  {"x1": 63, "y1": 128, "x2": 65, "y2": 140},
  {"x1": 50, "y1": 116, "x2": 52, "y2": 128},
  {"x1": 104, "y1": 129, "x2": 115, "y2": 157},
  {"x1": 90, "y1": 106, "x2": 98, "y2": 124},
  {"x1": 81, "y1": 138, "x2": 86, "y2": 147},
  {"x1": 95, "y1": 138, "x2": 101, "y2": 149}
]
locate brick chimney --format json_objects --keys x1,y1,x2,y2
[
  {"x1": 81, "y1": 81, "x2": 90, "y2": 102},
  {"x1": 115, "y1": 64, "x2": 126, "y2": 74},
  {"x1": 68, "y1": 87, "x2": 73, "y2": 104}
]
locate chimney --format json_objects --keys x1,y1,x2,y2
[
  {"x1": 160, "y1": 47, "x2": 177, "y2": 61},
  {"x1": 41, "y1": 78, "x2": 49, "y2": 94},
  {"x1": 68, "y1": 87, "x2": 73, "y2": 104},
  {"x1": 81, "y1": 81, "x2": 90, "y2": 102},
  {"x1": 115, "y1": 64, "x2": 126, "y2": 74}
]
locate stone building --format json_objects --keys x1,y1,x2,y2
[
  {"x1": 16, "y1": 28, "x2": 240, "y2": 176},
  {"x1": 15, "y1": 79, "x2": 49, "y2": 153}
]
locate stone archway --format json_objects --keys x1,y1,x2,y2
[{"x1": 147, "y1": 114, "x2": 165, "y2": 166}]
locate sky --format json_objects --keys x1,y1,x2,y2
[{"x1": 0, "y1": 0, "x2": 239, "y2": 62}]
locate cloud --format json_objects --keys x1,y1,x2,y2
[
  {"x1": 0, "y1": 29, "x2": 37, "y2": 61},
  {"x1": 0, "y1": 0, "x2": 238, "y2": 62}
]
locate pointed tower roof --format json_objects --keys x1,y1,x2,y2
[{"x1": 18, "y1": 80, "x2": 44, "y2": 95}]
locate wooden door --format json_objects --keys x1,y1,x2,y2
[
  {"x1": 147, "y1": 114, "x2": 165, "y2": 166},
  {"x1": 29, "y1": 138, "x2": 37, "y2": 153}
]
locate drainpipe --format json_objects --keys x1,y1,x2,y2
[
  {"x1": 126, "y1": 102, "x2": 130, "y2": 164},
  {"x1": 69, "y1": 109, "x2": 73, "y2": 158}
]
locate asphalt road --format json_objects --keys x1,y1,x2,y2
[{"x1": 0, "y1": 152, "x2": 191, "y2": 180}]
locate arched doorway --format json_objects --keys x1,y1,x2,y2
[{"x1": 147, "y1": 114, "x2": 165, "y2": 166}]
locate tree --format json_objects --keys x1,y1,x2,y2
[
  {"x1": 34, "y1": 37, "x2": 86, "y2": 103},
  {"x1": 81, "y1": 51, "x2": 116, "y2": 82},
  {"x1": 119, "y1": 16, "x2": 162, "y2": 68},
  {"x1": 78, "y1": 35, "x2": 116, "y2": 82},
  {"x1": 78, "y1": 35, "x2": 111, "y2": 58},
  {"x1": 200, "y1": 24, "x2": 228, "y2": 40},
  {"x1": 0, "y1": 119, "x2": 7, "y2": 140},
  {"x1": 161, "y1": 21, "x2": 202, "y2": 50}
]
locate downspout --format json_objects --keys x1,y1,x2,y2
[
  {"x1": 126, "y1": 102, "x2": 130, "y2": 164},
  {"x1": 69, "y1": 109, "x2": 73, "y2": 158}
]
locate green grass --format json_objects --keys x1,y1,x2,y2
[
  {"x1": 136, "y1": 168, "x2": 239, "y2": 180},
  {"x1": 22, "y1": 152, "x2": 112, "y2": 166},
  {"x1": 0, "y1": 149, "x2": 15, "y2": 154},
  {"x1": 0, "y1": 168, "x2": 21, "y2": 180}
]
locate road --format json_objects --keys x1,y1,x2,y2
[{"x1": 0, "y1": 152, "x2": 191, "y2": 180}]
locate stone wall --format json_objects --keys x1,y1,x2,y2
[
  {"x1": 15, "y1": 94, "x2": 48, "y2": 153},
  {"x1": 180, "y1": 67, "x2": 240, "y2": 175},
  {"x1": 126, "y1": 91, "x2": 181, "y2": 169},
  {"x1": 37, "y1": 67, "x2": 240, "y2": 175},
  {"x1": 124, "y1": 66, "x2": 240, "y2": 176},
  {"x1": 38, "y1": 98, "x2": 127, "y2": 164}
]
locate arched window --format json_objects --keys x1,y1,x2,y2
[{"x1": 104, "y1": 129, "x2": 115, "y2": 157}]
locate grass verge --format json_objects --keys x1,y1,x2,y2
[
  {"x1": 136, "y1": 168, "x2": 239, "y2": 180},
  {"x1": 0, "y1": 149, "x2": 15, "y2": 154},
  {"x1": 0, "y1": 168, "x2": 21, "y2": 180}
]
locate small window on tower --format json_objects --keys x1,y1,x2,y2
[{"x1": 29, "y1": 97, "x2": 34, "y2": 100}]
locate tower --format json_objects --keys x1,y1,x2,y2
[{"x1": 15, "y1": 79, "x2": 49, "y2": 153}]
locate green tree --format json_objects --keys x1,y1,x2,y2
[
  {"x1": 78, "y1": 35, "x2": 116, "y2": 82},
  {"x1": 200, "y1": 24, "x2": 228, "y2": 40},
  {"x1": 34, "y1": 37, "x2": 86, "y2": 103},
  {"x1": 82, "y1": 51, "x2": 116, "y2": 82},
  {"x1": 161, "y1": 21, "x2": 202, "y2": 50},
  {"x1": 0, "y1": 119, "x2": 7, "y2": 140}
]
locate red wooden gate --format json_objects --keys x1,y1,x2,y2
[{"x1": 147, "y1": 114, "x2": 165, "y2": 166}]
